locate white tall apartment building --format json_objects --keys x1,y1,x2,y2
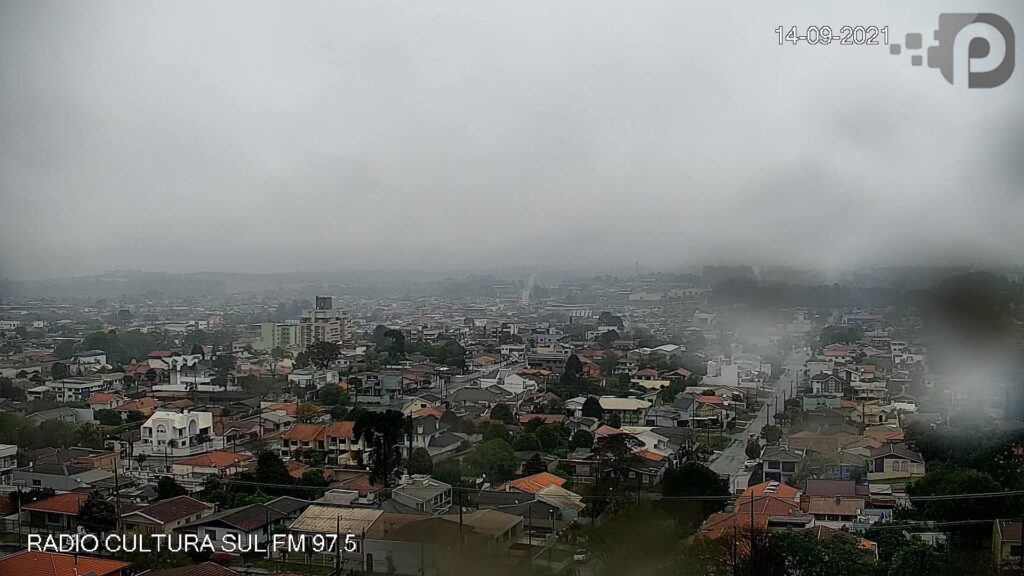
[{"x1": 299, "y1": 296, "x2": 347, "y2": 347}]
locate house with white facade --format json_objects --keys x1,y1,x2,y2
[{"x1": 135, "y1": 410, "x2": 216, "y2": 457}]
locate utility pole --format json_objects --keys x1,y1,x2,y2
[
  {"x1": 334, "y1": 513, "x2": 341, "y2": 575},
  {"x1": 407, "y1": 414, "x2": 414, "y2": 463},
  {"x1": 113, "y1": 461, "x2": 123, "y2": 531},
  {"x1": 749, "y1": 489, "x2": 756, "y2": 572},
  {"x1": 458, "y1": 489, "x2": 464, "y2": 551}
]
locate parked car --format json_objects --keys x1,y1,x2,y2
[
  {"x1": 574, "y1": 549, "x2": 589, "y2": 562},
  {"x1": 743, "y1": 459, "x2": 758, "y2": 469}
]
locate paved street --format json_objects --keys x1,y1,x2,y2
[{"x1": 709, "y1": 349, "x2": 808, "y2": 491}]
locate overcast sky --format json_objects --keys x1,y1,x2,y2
[{"x1": 1, "y1": 0, "x2": 1021, "y2": 280}]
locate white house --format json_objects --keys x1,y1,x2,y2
[{"x1": 135, "y1": 410, "x2": 216, "y2": 457}]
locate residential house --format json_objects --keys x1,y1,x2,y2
[
  {"x1": 761, "y1": 446, "x2": 804, "y2": 484},
  {"x1": 867, "y1": 444, "x2": 925, "y2": 485},
  {"x1": 135, "y1": 410, "x2": 216, "y2": 457},
  {"x1": 0, "y1": 551, "x2": 130, "y2": 576},
  {"x1": 180, "y1": 502, "x2": 290, "y2": 550},
  {"x1": 391, "y1": 475, "x2": 452, "y2": 514},
  {"x1": 27, "y1": 407, "x2": 96, "y2": 424},
  {"x1": 810, "y1": 373, "x2": 845, "y2": 396},
  {"x1": 170, "y1": 451, "x2": 253, "y2": 480},
  {"x1": 121, "y1": 495, "x2": 215, "y2": 534},
  {"x1": 31, "y1": 446, "x2": 120, "y2": 472},
  {"x1": 596, "y1": 396, "x2": 651, "y2": 426},
  {"x1": 803, "y1": 496, "x2": 866, "y2": 527},
  {"x1": 22, "y1": 493, "x2": 88, "y2": 530},
  {"x1": 497, "y1": 472, "x2": 566, "y2": 494},
  {"x1": 993, "y1": 520, "x2": 1023, "y2": 571},
  {"x1": 13, "y1": 463, "x2": 114, "y2": 491},
  {"x1": 89, "y1": 393, "x2": 126, "y2": 411},
  {"x1": 405, "y1": 415, "x2": 463, "y2": 458},
  {"x1": 560, "y1": 449, "x2": 598, "y2": 485},
  {"x1": 278, "y1": 421, "x2": 365, "y2": 465}
]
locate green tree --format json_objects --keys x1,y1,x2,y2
[
  {"x1": 535, "y1": 424, "x2": 567, "y2": 452},
  {"x1": 770, "y1": 530, "x2": 874, "y2": 576},
  {"x1": 597, "y1": 330, "x2": 619, "y2": 350},
  {"x1": 888, "y1": 541, "x2": 945, "y2": 576},
  {"x1": 211, "y1": 353, "x2": 235, "y2": 387},
  {"x1": 745, "y1": 440, "x2": 761, "y2": 460},
  {"x1": 906, "y1": 465, "x2": 1006, "y2": 521},
  {"x1": 489, "y1": 403, "x2": 514, "y2": 424},
  {"x1": 353, "y1": 410, "x2": 407, "y2": 485},
  {"x1": 156, "y1": 476, "x2": 187, "y2": 500},
  {"x1": 306, "y1": 341, "x2": 340, "y2": 370},
  {"x1": 564, "y1": 354, "x2": 583, "y2": 377},
  {"x1": 77, "y1": 491, "x2": 117, "y2": 531},
  {"x1": 582, "y1": 396, "x2": 604, "y2": 420},
  {"x1": 569, "y1": 429, "x2": 594, "y2": 450},
  {"x1": 466, "y1": 439, "x2": 517, "y2": 482},
  {"x1": 300, "y1": 468, "x2": 330, "y2": 487},
  {"x1": 295, "y1": 402, "x2": 321, "y2": 423},
  {"x1": 51, "y1": 362, "x2": 70, "y2": 380},
  {"x1": 0, "y1": 377, "x2": 26, "y2": 401},
  {"x1": 379, "y1": 329, "x2": 406, "y2": 362},
  {"x1": 480, "y1": 423, "x2": 511, "y2": 444},
  {"x1": 433, "y1": 459, "x2": 465, "y2": 487},
  {"x1": 523, "y1": 453, "x2": 547, "y2": 475},
  {"x1": 254, "y1": 450, "x2": 294, "y2": 486},
  {"x1": 318, "y1": 384, "x2": 344, "y2": 406},
  {"x1": 408, "y1": 447, "x2": 433, "y2": 475},
  {"x1": 597, "y1": 351, "x2": 619, "y2": 378},
  {"x1": 53, "y1": 341, "x2": 75, "y2": 360},
  {"x1": 762, "y1": 425, "x2": 782, "y2": 444},
  {"x1": 513, "y1": 433, "x2": 543, "y2": 452},
  {"x1": 95, "y1": 409, "x2": 122, "y2": 426},
  {"x1": 330, "y1": 404, "x2": 349, "y2": 421},
  {"x1": 661, "y1": 462, "x2": 729, "y2": 497}
]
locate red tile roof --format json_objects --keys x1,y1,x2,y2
[
  {"x1": 412, "y1": 406, "x2": 444, "y2": 419},
  {"x1": 177, "y1": 451, "x2": 252, "y2": 469},
  {"x1": 88, "y1": 393, "x2": 121, "y2": 404},
  {"x1": 23, "y1": 493, "x2": 88, "y2": 515},
  {"x1": 324, "y1": 421, "x2": 355, "y2": 440},
  {"x1": 282, "y1": 423, "x2": 326, "y2": 442},
  {"x1": 500, "y1": 472, "x2": 566, "y2": 494},
  {"x1": 0, "y1": 551, "x2": 129, "y2": 576}
]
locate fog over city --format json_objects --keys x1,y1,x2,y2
[{"x1": 1, "y1": 0, "x2": 1022, "y2": 281}]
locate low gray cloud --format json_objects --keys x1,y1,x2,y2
[{"x1": 1, "y1": 0, "x2": 1021, "y2": 280}]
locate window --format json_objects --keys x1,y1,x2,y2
[
  {"x1": 767, "y1": 461, "x2": 781, "y2": 470},
  {"x1": 782, "y1": 462, "x2": 796, "y2": 473}
]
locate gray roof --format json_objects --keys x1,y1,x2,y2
[
  {"x1": 428, "y1": 431, "x2": 462, "y2": 449},
  {"x1": 761, "y1": 446, "x2": 804, "y2": 462},
  {"x1": 394, "y1": 477, "x2": 451, "y2": 502}
]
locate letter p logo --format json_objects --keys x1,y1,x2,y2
[{"x1": 928, "y1": 13, "x2": 1015, "y2": 88}]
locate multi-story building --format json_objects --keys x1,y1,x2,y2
[
  {"x1": 44, "y1": 374, "x2": 122, "y2": 403},
  {"x1": 135, "y1": 410, "x2": 216, "y2": 457},
  {"x1": 278, "y1": 422, "x2": 365, "y2": 465},
  {"x1": 0, "y1": 444, "x2": 17, "y2": 484},
  {"x1": 260, "y1": 321, "x2": 301, "y2": 350},
  {"x1": 299, "y1": 296, "x2": 347, "y2": 347}
]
